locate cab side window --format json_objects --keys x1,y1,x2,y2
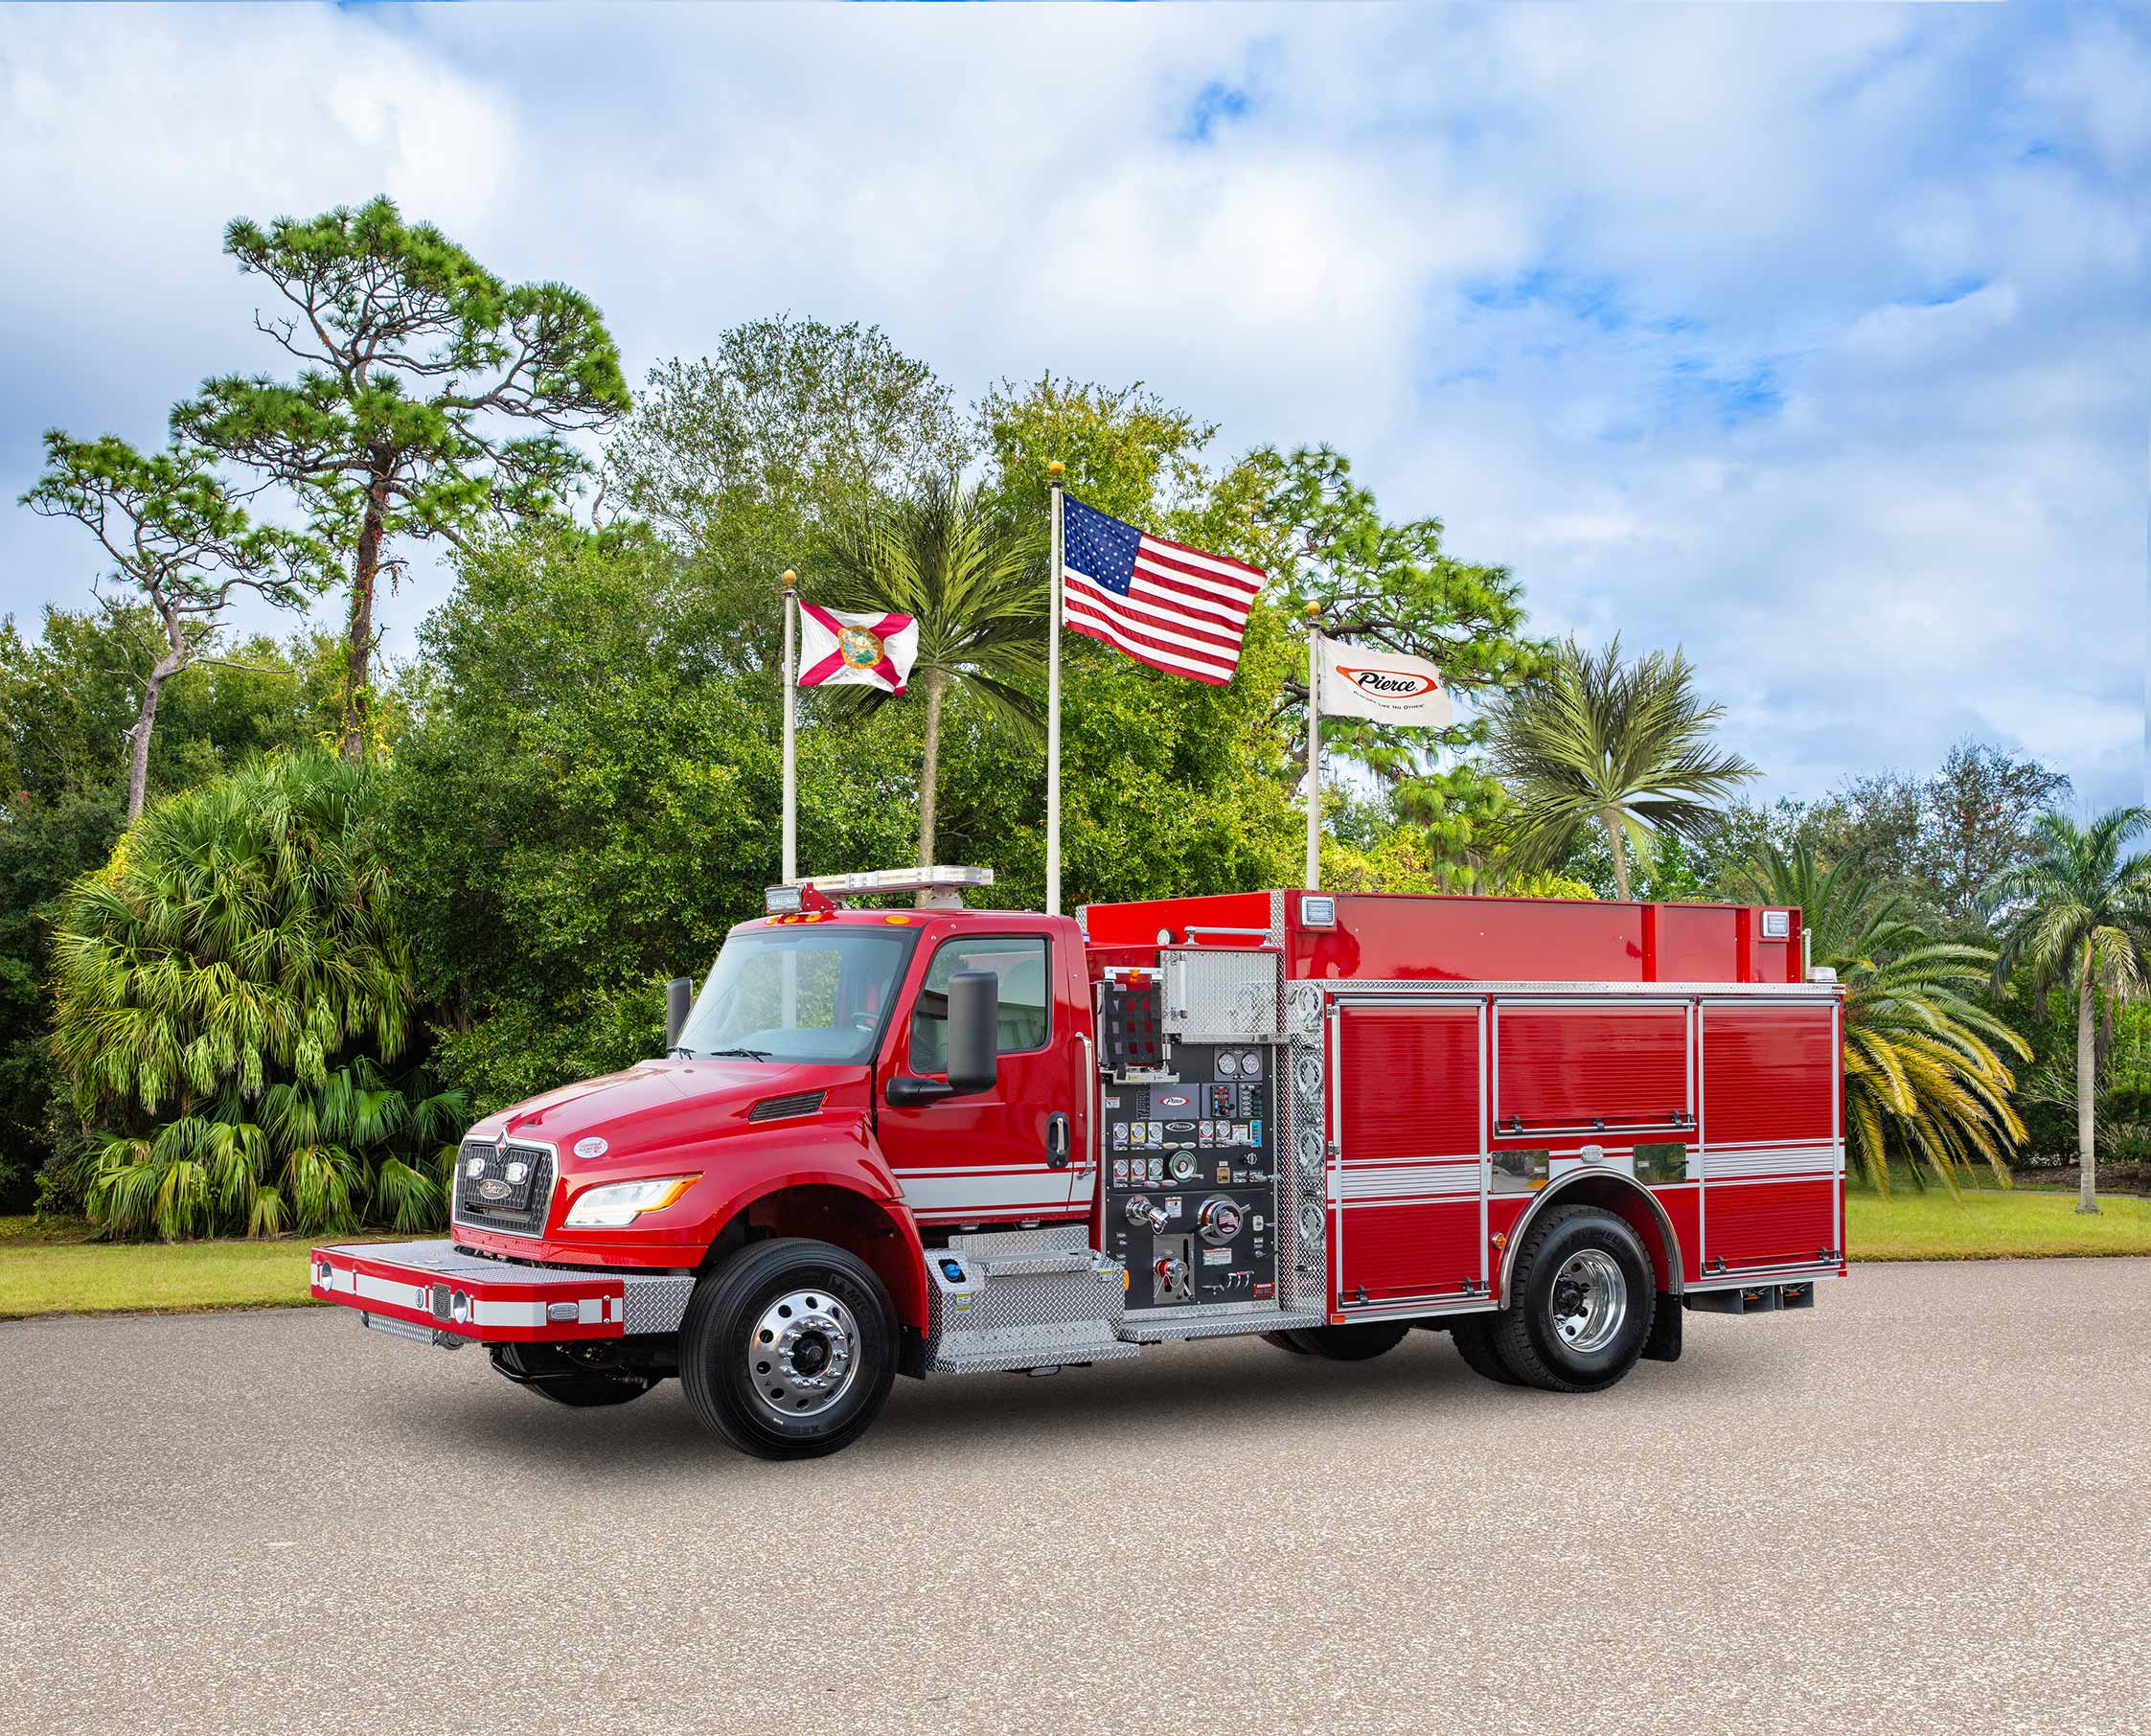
[{"x1": 909, "y1": 936, "x2": 1051, "y2": 1074}]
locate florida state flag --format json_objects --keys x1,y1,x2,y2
[{"x1": 796, "y1": 605, "x2": 919, "y2": 695}]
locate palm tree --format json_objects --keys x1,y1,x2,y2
[
  {"x1": 51, "y1": 751, "x2": 465, "y2": 1239},
  {"x1": 1984, "y1": 809, "x2": 2151, "y2": 1214},
  {"x1": 1485, "y1": 634, "x2": 1756, "y2": 900},
  {"x1": 1742, "y1": 840, "x2": 2026, "y2": 1194},
  {"x1": 820, "y1": 477, "x2": 1046, "y2": 896}
]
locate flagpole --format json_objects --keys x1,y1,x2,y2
[
  {"x1": 1046, "y1": 460, "x2": 1064, "y2": 917},
  {"x1": 781, "y1": 569, "x2": 798, "y2": 884},
  {"x1": 1305, "y1": 604, "x2": 1321, "y2": 891}
]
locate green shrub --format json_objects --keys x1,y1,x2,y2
[{"x1": 50, "y1": 751, "x2": 464, "y2": 1239}]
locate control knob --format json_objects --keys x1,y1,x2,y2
[
  {"x1": 1197, "y1": 1196, "x2": 1244, "y2": 1246},
  {"x1": 1153, "y1": 1254, "x2": 1190, "y2": 1299}
]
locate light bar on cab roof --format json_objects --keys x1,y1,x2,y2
[{"x1": 765, "y1": 865, "x2": 994, "y2": 914}]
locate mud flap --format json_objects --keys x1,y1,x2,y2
[{"x1": 1641, "y1": 1291, "x2": 1682, "y2": 1362}]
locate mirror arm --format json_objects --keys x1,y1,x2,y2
[{"x1": 886, "y1": 1075, "x2": 956, "y2": 1108}]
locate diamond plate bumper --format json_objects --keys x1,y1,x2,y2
[{"x1": 309, "y1": 1239, "x2": 695, "y2": 1348}]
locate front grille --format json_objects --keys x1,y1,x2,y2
[
  {"x1": 452, "y1": 1138, "x2": 555, "y2": 1239},
  {"x1": 748, "y1": 1090, "x2": 826, "y2": 1123}
]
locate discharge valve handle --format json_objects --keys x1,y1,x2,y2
[{"x1": 1125, "y1": 1195, "x2": 1169, "y2": 1232}]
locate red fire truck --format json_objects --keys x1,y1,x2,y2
[{"x1": 312, "y1": 867, "x2": 1845, "y2": 1459}]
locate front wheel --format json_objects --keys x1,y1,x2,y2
[
  {"x1": 679, "y1": 1237, "x2": 898, "y2": 1460},
  {"x1": 1487, "y1": 1204, "x2": 1655, "y2": 1393}
]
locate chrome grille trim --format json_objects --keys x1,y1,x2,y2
[{"x1": 449, "y1": 1135, "x2": 560, "y2": 1242}]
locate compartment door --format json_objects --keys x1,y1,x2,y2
[
  {"x1": 1333, "y1": 1001, "x2": 1485, "y2": 1310},
  {"x1": 1700, "y1": 1000, "x2": 1842, "y2": 1272}
]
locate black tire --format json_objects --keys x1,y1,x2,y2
[
  {"x1": 1448, "y1": 1313, "x2": 1524, "y2": 1386},
  {"x1": 679, "y1": 1237, "x2": 898, "y2": 1460},
  {"x1": 1261, "y1": 1330, "x2": 1313, "y2": 1355},
  {"x1": 1283, "y1": 1320, "x2": 1411, "y2": 1361},
  {"x1": 488, "y1": 1344, "x2": 656, "y2": 1407},
  {"x1": 1488, "y1": 1204, "x2": 1655, "y2": 1393}
]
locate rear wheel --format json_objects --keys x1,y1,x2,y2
[
  {"x1": 1448, "y1": 1314, "x2": 1523, "y2": 1385},
  {"x1": 1260, "y1": 1330, "x2": 1313, "y2": 1355},
  {"x1": 1283, "y1": 1320, "x2": 1411, "y2": 1361},
  {"x1": 1488, "y1": 1204, "x2": 1654, "y2": 1393},
  {"x1": 680, "y1": 1237, "x2": 898, "y2": 1460}
]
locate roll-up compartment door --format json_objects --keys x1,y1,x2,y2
[
  {"x1": 1701, "y1": 1000, "x2": 1841, "y2": 1271},
  {"x1": 1494, "y1": 1001, "x2": 1692, "y2": 1136},
  {"x1": 1334, "y1": 1003, "x2": 1484, "y2": 1309}
]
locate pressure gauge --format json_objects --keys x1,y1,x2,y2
[
  {"x1": 1217, "y1": 1051, "x2": 1241, "y2": 1077},
  {"x1": 1239, "y1": 1050, "x2": 1263, "y2": 1078}
]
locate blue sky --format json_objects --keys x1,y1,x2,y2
[{"x1": 3, "y1": 3, "x2": 2146, "y2": 810}]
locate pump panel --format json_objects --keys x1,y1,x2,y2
[{"x1": 1100, "y1": 1041, "x2": 1277, "y2": 1311}]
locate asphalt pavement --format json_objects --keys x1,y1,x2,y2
[{"x1": 3, "y1": 1258, "x2": 2146, "y2": 1736}]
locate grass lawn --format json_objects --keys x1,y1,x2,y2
[
  {"x1": 4, "y1": 1187, "x2": 2149, "y2": 1319},
  {"x1": 1848, "y1": 1185, "x2": 2151, "y2": 1261},
  {"x1": 0, "y1": 1215, "x2": 391, "y2": 1320}
]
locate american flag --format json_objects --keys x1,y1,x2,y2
[{"x1": 1060, "y1": 494, "x2": 1264, "y2": 685}]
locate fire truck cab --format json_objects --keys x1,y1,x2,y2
[{"x1": 313, "y1": 867, "x2": 1845, "y2": 1459}]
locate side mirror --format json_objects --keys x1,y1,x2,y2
[
  {"x1": 665, "y1": 976, "x2": 694, "y2": 1053},
  {"x1": 944, "y1": 970, "x2": 999, "y2": 1095}
]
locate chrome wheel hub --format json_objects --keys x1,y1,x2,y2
[
  {"x1": 747, "y1": 1288, "x2": 858, "y2": 1419},
  {"x1": 1548, "y1": 1249, "x2": 1628, "y2": 1355}
]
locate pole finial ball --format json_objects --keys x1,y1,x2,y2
[
  {"x1": 1305, "y1": 602, "x2": 1321, "y2": 620},
  {"x1": 781, "y1": 570, "x2": 796, "y2": 588},
  {"x1": 1047, "y1": 460, "x2": 1064, "y2": 479}
]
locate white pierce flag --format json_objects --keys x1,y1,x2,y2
[{"x1": 1315, "y1": 633, "x2": 1453, "y2": 727}]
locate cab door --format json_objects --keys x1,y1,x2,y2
[{"x1": 875, "y1": 927, "x2": 1084, "y2": 1227}]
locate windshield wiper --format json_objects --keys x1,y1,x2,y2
[{"x1": 700, "y1": 1046, "x2": 773, "y2": 1062}]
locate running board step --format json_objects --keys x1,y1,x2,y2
[
  {"x1": 1119, "y1": 1307, "x2": 1329, "y2": 1344},
  {"x1": 927, "y1": 1226, "x2": 1137, "y2": 1375}
]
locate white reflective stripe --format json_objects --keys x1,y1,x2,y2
[
  {"x1": 1338, "y1": 1162, "x2": 1479, "y2": 1200},
  {"x1": 1703, "y1": 1146, "x2": 1841, "y2": 1179},
  {"x1": 580, "y1": 1297, "x2": 604, "y2": 1326},
  {"x1": 353, "y1": 1271, "x2": 427, "y2": 1311},
  {"x1": 896, "y1": 1171, "x2": 1071, "y2": 1210},
  {"x1": 469, "y1": 1296, "x2": 552, "y2": 1328}
]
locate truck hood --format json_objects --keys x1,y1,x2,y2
[{"x1": 466, "y1": 1058, "x2": 863, "y2": 1170}]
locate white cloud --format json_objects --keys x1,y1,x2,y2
[{"x1": 1, "y1": 2, "x2": 2143, "y2": 813}]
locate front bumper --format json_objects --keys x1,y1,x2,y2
[{"x1": 310, "y1": 1239, "x2": 696, "y2": 1349}]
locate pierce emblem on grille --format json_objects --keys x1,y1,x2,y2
[{"x1": 476, "y1": 1177, "x2": 514, "y2": 1202}]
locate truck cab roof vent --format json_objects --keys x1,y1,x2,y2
[{"x1": 748, "y1": 1089, "x2": 827, "y2": 1124}]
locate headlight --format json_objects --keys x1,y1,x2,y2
[{"x1": 563, "y1": 1176, "x2": 698, "y2": 1228}]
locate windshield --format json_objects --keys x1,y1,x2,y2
[{"x1": 675, "y1": 926, "x2": 915, "y2": 1064}]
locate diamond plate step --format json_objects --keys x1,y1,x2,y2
[{"x1": 1117, "y1": 1306, "x2": 1329, "y2": 1344}]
